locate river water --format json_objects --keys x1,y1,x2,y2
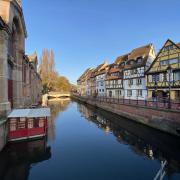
[{"x1": 0, "y1": 99, "x2": 180, "y2": 180}]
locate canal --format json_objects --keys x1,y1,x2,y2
[{"x1": 0, "y1": 99, "x2": 180, "y2": 180}]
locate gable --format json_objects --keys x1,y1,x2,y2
[{"x1": 146, "y1": 39, "x2": 180, "y2": 74}]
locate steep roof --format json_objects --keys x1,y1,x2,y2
[
  {"x1": 128, "y1": 44, "x2": 152, "y2": 60},
  {"x1": 109, "y1": 67, "x2": 119, "y2": 73},
  {"x1": 77, "y1": 68, "x2": 93, "y2": 81},
  {"x1": 177, "y1": 43, "x2": 180, "y2": 48},
  {"x1": 124, "y1": 44, "x2": 153, "y2": 70},
  {"x1": 86, "y1": 68, "x2": 95, "y2": 80},
  {"x1": 114, "y1": 54, "x2": 129, "y2": 64},
  {"x1": 94, "y1": 61, "x2": 108, "y2": 73}
]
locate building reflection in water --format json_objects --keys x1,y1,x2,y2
[
  {"x1": 77, "y1": 102, "x2": 180, "y2": 179},
  {"x1": 0, "y1": 98, "x2": 71, "y2": 180},
  {"x1": 0, "y1": 138, "x2": 51, "y2": 180},
  {"x1": 47, "y1": 98, "x2": 71, "y2": 142}
]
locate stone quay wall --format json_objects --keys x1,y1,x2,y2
[
  {"x1": 0, "y1": 120, "x2": 7, "y2": 151},
  {"x1": 73, "y1": 95, "x2": 180, "y2": 137}
]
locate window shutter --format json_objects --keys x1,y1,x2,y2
[
  {"x1": 166, "y1": 73, "x2": 169, "y2": 81},
  {"x1": 170, "y1": 73, "x2": 173, "y2": 82},
  {"x1": 149, "y1": 75, "x2": 152, "y2": 82}
]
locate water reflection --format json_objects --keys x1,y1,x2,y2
[
  {"x1": 77, "y1": 102, "x2": 180, "y2": 179},
  {"x1": 48, "y1": 98, "x2": 71, "y2": 142},
  {"x1": 0, "y1": 138, "x2": 51, "y2": 180},
  {"x1": 0, "y1": 99, "x2": 71, "y2": 180}
]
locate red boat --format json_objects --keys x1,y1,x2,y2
[{"x1": 8, "y1": 108, "x2": 50, "y2": 142}]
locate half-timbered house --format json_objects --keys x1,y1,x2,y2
[
  {"x1": 123, "y1": 44, "x2": 155, "y2": 100},
  {"x1": 146, "y1": 39, "x2": 180, "y2": 102},
  {"x1": 86, "y1": 69, "x2": 94, "y2": 96},
  {"x1": 105, "y1": 54, "x2": 129, "y2": 98},
  {"x1": 105, "y1": 56, "x2": 127, "y2": 98},
  {"x1": 77, "y1": 68, "x2": 93, "y2": 96},
  {"x1": 95, "y1": 62, "x2": 109, "y2": 97}
]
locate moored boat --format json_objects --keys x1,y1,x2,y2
[{"x1": 7, "y1": 108, "x2": 50, "y2": 142}]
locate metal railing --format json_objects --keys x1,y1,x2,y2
[{"x1": 73, "y1": 94, "x2": 180, "y2": 111}]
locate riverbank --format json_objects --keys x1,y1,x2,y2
[{"x1": 72, "y1": 95, "x2": 180, "y2": 137}]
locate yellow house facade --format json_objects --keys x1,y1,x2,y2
[{"x1": 146, "y1": 39, "x2": 180, "y2": 102}]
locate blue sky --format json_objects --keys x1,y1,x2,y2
[{"x1": 22, "y1": 0, "x2": 180, "y2": 84}]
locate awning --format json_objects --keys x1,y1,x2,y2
[{"x1": 8, "y1": 108, "x2": 51, "y2": 118}]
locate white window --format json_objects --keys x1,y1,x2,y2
[
  {"x1": 156, "y1": 74, "x2": 159, "y2": 82},
  {"x1": 128, "y1": 79, "x2": 133, "y2": 86},
  {"x1": 152, "y1": 75, "x2": 159, "y2": 82},
  {"x1": 130, "y1": 70, "x2": 134, "y2": 75},
  {"x1": 18, "y1": 118, "x2": 26, "y2": 129},
  {"x1": 10, "y1": 118, "x2": 17, "y2": 131},
  {"x1": 166, "y1": 72, "x2": 173, "y2": 82},
  {"x1": 148, "y1": 75, "x2": 152, "y2": 83},
  {"x1": 174, "y1": 71, "x2": 180, "y2": 81},
  {"x1": 137, "y1": 89, "x2": 143, "y2": 97},
  {"x1": 118, "y1": 80, "x2": 122, "y2": 85},
  {"x1": 136, "y1": 78, "x2": 142, "y2": 85},
  {"x1": 39, "y1": 118, "x2": 44, "y2": 128},
  {"x1": 127, "y1": 90, "x2": 132, "y2": 97},
  {"x1": 159, "y1": 73, "x2": 163, "y2": 82},
  {"x1": 109, "y1": 91, "x2": 112, "y2": 97},
  {"x1": 28, "y1": 118, "x2": 34, "y2": 129}
]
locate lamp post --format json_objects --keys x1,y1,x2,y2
[{"x1": 167, "y1": 65, "x2": 172, "y2": 109}]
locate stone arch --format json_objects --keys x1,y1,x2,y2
[
  {"x1": 8, "y1": 16, "x2": 25, "y2": 108},
  {"x1": 10, "y1": 16, "x2": 24, "y2": 62}
]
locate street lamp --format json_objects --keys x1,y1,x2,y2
[{"x1": 167, "y1": 65, "x2": 172, "y2": 109}]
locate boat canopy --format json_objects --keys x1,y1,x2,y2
[{"x1": 8, "y1": 108, "x2": 51, "y2": 118}]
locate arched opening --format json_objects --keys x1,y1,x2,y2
[
  {"x1": 8, "y1": 16, "x2": 24, "y2": 108},
  {"x1": 10, "y1": 17, "x2": 22, "y2": 62}
]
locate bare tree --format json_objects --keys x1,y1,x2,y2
[{"x1": 39, "y1": 49, "x2": 71, "y2": 93}]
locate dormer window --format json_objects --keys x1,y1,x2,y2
[
  {"x1": 119, "y1": 62, "x2": 125, "y2": 67},
  {"x1": 127, "y1": 60, "x2": 134, "y2": 65},
  {"x1": 137, "y1": 57, "x2": 142, "y2": 64}
]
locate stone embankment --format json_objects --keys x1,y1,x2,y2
[
  {"x1": 0, "y1": 120, "x2": 7, "y2": 151},
  {"x1": 73, "y1": 95, "x2": 180, "y2": 137}
]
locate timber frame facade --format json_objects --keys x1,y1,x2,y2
[
  {"x1": 77, "y1": 39, "x2": 180, "y2": 104},
  {"x1": 146, "y1": 39, "x2": 180, "y2": 102},
  {"x1": 105, "y1": 63, "x2": 123, "y2": 98},
  {"x1": 93, "y1": 62, "x2": 109, "y2": 97},
  {"x1": 123, "y1": 44, "x2": 155, "y2": 100}
]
